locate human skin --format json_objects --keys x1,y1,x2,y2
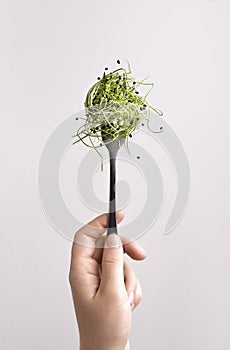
[{"x1": 69, "y1": 211, "x2": 147, "y2": 350}]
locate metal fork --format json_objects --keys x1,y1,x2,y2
[{"x1": 101, "y1": 134, "x2": 125, "y2": 236}]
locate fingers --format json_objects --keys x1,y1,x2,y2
[
  {"x1": 92, "y1": 234, "x2": 147, "y2": 264},
  {"x1": 124, "y1": 260, "x2": 137, "y2": 301},
  {"x1": 92, "y1": 236, "x2": 106, "y2": 263},
  {"x1": 93, "y1": 237, "x2": 146, "y2": 308},
  {"x1": 132, "y1": 279, "x2": 142, "y2": 311},
  {"x1": 124, "y1": 260, "x2": 143, "y2": 311},
  {"x1": 71, "y1": 211, "x2": 125, "y2": 268},
  {"x1": 99, "y1": 234, "x2": 126, "y2": 297},
  {"x1": 121, "y1": 235, "x2": 147, "y2": 261}
]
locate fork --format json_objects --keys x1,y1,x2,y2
[{"x1": 101, "y1": 132, "x2": 125, "y2": 236}]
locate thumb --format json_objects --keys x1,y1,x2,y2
[{"x1": 99, "y1": 234, "x2": 126, "y2": 296}]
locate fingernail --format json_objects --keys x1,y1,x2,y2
[
  {"x1": 105, "y1": 233, "x2": 121, "y2": 248},
  {"x1": 139, "y1": 246, "x2": 146, "y2": 254},
  {"x1": 129, "y1": 291, "x2": 135, "y2": 305}
]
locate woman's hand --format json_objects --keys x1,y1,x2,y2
[{"x1": 69, "y1": 211, "x2": 147, "y2": 350}]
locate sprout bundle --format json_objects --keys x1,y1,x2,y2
[{"x1": 73, "y1": 60, "x2": 163, "y2": 168}]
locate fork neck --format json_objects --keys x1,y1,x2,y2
[{"x1": 107, "y1": 153, "x2": 118, "y2": 235}]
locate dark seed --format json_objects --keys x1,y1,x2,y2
[
  {"x1": 135, "y1": 91, "x2": 139, "y2": 94},
  {"x1": 143, "y1": 104, "x2": 147, "y2": 107},
  {"x1": 136, "y1": 156, "x2": 140, "y2": 159},
  {"x1": 117, "y1": 59, "x2": 120, "y2": 64},
  {"x1": 95, "y1": 126, "x2": 99, "y2": 131},
  {"x1": 160, "y1": 126, "x2": 163, "y2": 130},
  {"x1": 97, "y1": 77, "x2": 100, "y2": 80},
  {"x1": 75, "y1": 117, "x2": 78, "y2": 120},
  {"x1": 100, "y1": 143, "x2": 103, "y2": 146},
  {"x1": 133, "y1": 81, "x2": 136, "y2": 85},
  {"x1": 105, "y1": 67, "x2": 108, "y2": 70},
  {"x1": 141, "y1": 123, "x2": 145, "y2": 126},
  {"x1": 129, "y1": 134, "x2": 132, "y2": 138}
]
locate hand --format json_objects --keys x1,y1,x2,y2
[{"x1": 69, "y1": 211, "x2": 147, "y2": 350}]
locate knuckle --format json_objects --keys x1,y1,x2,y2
[
  {"x1": 68, "y1": 268, "x2": 80, "y2": 286},
  {"x1": 103, "y1": 252, "x2": 120, "y2": 264},
  {"x1": 135, "y1": 292, "x2": 142, "y2": 304},
  {"x1": 135, "y1": 281, "x2": 143, "y2": 305},
  {"x1": 68, "y1": 270, "x2": 75, "y2": 286}
]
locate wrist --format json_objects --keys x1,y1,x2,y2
[{"x1": 80, "y1": 340, "x2": 130, "y2": 350}]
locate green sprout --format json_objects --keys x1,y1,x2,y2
[{"x1": 73, "y1": 60, "x2": 163, "y2": 170}]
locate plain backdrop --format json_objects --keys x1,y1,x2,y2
[{"x1": 1, "y1": 0, "x2": 230, "y2": 349}]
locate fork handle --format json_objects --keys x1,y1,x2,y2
[{"x1": 107, "y1": 156, "x2": 118, "y2": 235}]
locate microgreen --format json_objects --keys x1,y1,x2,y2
[{"x1": 73, "y1": 60, "x2": 163, "y2": 170}]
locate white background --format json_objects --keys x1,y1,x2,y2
[{"x1": 1, "y1": 0, "x2": 230, "y2": 349}]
